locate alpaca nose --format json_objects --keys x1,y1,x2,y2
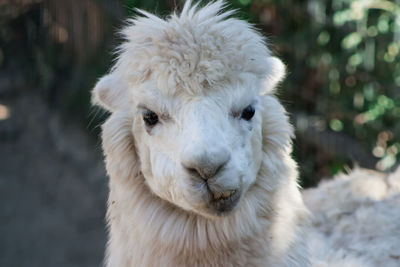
[{"x1": 182, "y1": 150, "x2": 230, "y2": 180}]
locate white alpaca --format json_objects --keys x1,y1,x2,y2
[
  {"x1": 93, "y1": 1, "x2": 400, "y2": 266},
  {"x1": 93, "y1": 1, "x2": 309, "y2": 266}
]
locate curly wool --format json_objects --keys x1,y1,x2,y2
[
  {"x1": 113, "y1": 1, "x2": 283, "y2": 96},
  {"x1": 305, "y1": 167, "x2": 400, "y2": 267}
]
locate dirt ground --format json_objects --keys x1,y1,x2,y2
[{"x1": 0, "y1": 91, "x2": 108, "y2": 267}]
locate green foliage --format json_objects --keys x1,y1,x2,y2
[{"x1": 310, "y1": 0, "x2": 400, "y2": 172}]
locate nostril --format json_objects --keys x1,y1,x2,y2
[
  {"x1": 213, "y1": 162, "x2": 225, "y2": 177},
  {"x1": 182, "y1": 163, "x2": 204, "y2": 179},
  {"x1": 184, "y1": 165, "x2": 200, "y2": 177}
]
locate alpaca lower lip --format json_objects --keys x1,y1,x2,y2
[{"x1": 208, "y1": 189, "x2": 240, "y2": 214}]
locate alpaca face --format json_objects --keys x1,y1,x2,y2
[
  {"x1": 93, "y1": 1, "x2": 288, "y2": 219},
  {"x1": 131, "y1": 73, "x2": 263, "y2": 217}
]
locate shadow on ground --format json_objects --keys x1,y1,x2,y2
[{"x1": 0, "y1": 91, "x2": 107, "y2": 267}]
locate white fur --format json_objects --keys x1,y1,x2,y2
[
  {"x1": 304, "y1": 167, "x2": 400, "y2": 267},
  {"x1": 92, "y1": 1, "x2": 400, "y2": 266},
  {"x1": 94, "y1": 1, "x2": 308, "y2": 266}
]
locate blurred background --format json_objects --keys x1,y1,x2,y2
[{"x1": 0, "y1": 0, "x2": 399, "y2": 266}]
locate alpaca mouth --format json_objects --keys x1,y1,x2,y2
[
  {"x1": 212, "y1": 190, "x2": 237, "y2": 201},
  {"x1": 208, "y1": 189, "x2": 240, "y2": 215}
]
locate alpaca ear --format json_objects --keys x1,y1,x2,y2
[
  {"x1": 92, "y1": 74, "x2": 130, "y2": 112},
  {"x1": 260, "y1": 57, "x2": 286, "y2": 95}
]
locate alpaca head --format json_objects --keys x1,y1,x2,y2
[{"x1": 93, "y1": 1, "x2": 287, "y2": 218}]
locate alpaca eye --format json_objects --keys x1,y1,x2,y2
[
  {"x1": 143, "y1": 110, "x2": 159, "y2": 127},
  {"x1": 240, "y1": 105, "x2": 255, "y2": 121}
]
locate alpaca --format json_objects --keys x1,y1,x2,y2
[{"x1": 93, "y1": 1, "x2": 309, "y2": 266}]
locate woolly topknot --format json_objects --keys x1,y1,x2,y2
[{"x1": 113, "y1": 0, "x2": 278, "y2": 95}]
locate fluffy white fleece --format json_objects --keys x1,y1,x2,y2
[
  {"x1": 92, "y1": 1, "x2": 400, "y2": 266},
  {"x1": 94, "y1": 1, "x2": 308, "y2": 266},
  {"x1": 305, "y1": 167, "x2": 400, "y2": 267}
]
